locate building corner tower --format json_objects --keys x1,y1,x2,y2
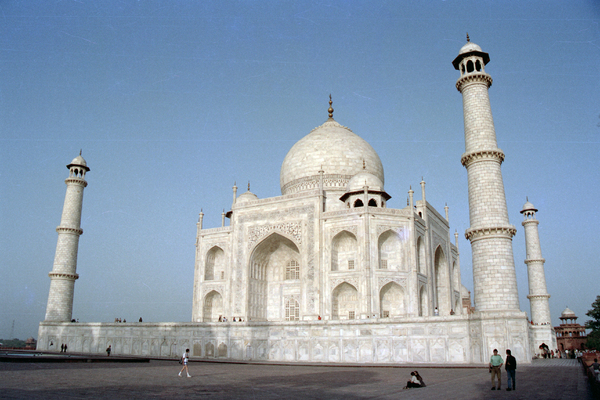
[
  {"x1": 453, "y1": 37, "x2": 530, "y2": 362},
  {"x1": 44, "y1": 153, "x2": 90, "y2": 322},
  {"x1": 521, "y1": 199, "x2": 556, "y2": 352}
]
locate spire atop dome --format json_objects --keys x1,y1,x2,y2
[
  {"x1": 466, "y1": 32, "x2": 470, "y2": 42},
  {"x1": 328, "y1": 94, "x2": 334, "y2": 119}
]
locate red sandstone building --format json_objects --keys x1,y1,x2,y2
[{"x1": 554, "y1": 307, "x2": 587, "y2": 351}]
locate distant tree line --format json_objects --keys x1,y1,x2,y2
[
  {"x1": 0, "y1": 338, "x2": 28, "y2": 348},
  {"x1": 586, "y1": 295, "x2": 600, "y2": 350}
]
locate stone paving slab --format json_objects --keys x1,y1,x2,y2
[{"x1": 0, "y1": 358, "x2": 594, "y2": 399}]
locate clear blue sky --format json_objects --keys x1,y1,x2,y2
[{"x1": 1, "y1": 1, "x2": 599, "y2": 340}]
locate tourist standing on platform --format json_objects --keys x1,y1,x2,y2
[
  {"x1": 179, "y1": 348, "x2": 191, "y2": 378},
  {"x1": 505, "y1": 349, "x2": 517, "y2": 391},
  {"x1": 106, "y1": 345, "x2": 111, "y2": 356},
  {"x1": 489, "y1": 349, "x2": 503, "y2": 390}
]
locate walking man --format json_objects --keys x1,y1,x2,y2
[
  {"x1": 489, "y1": 349, "x2": 503, "y2": 390},
  {"x1": 178, "y1": 348, "x2": 191, "y2": 378},
  {"x1": 505, "y1": 349, "x2": 517, "y2": 391}
]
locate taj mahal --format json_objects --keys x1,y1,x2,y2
[{"x1": 37, "y1": 38, "x2": 557, "y2": 364}]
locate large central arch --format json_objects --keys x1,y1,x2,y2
[{"x1": 248, "y1": 233, "x2": 300, "y2": 321}]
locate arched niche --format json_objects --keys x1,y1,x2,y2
[
  {"x1": 248, "y1": 233, "x2": 300, "y2": 321},
  {"x1": 203, "y1": 290, "x2": 223, "y2": 322},
  {"x1": 419, "y1": 285, "x2": 428, "y2": 317},
  {"x1": 205, "y1": 246, "x2": 225, "y2": 281},
  {"x1": 331, "y1": 282, "x2": 358, "y2": 320},
  {"x1": 331, "y1": 230, "x2": 358, "y2": 271},
  {"x1": 434, "y1": 246, "x2": 450, "y2": 315},
  {"x1": 379, "y1": 282, "x2": 405, "y2": 318},
  {"x1": 378, "y1": 230, "x2": 404, "y2": 270},
  {"x1": 416, "y1": 236, "x2": 426, "y2": 274}
]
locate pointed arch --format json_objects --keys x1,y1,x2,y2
[
  {"x1": 467, "y1": 59, "x2": 474, "y2": 73},
  {"x1": 416, "y1": 236, "x2": 426, "y2": 274},
  {"x1": 248, "y1": 233, "x2": 300, "y2": 321},
  {"x1": 379, "y1": 282, "x2": 405, "y2": 318},
  {"x1": 205, "y1": 246, "x2": 225, "y2": 281},
  {"x1": 331, "y1": 230, "x2": 358, "y2": 271},
  {"x1": 452, "y1": 261, "x2": 459, "y2": 295},
  {"x1": 203, "y1": 290, "x2": 223, "y2": 322},
  {"x1": 434, "y1": 246, "x2": 450, "y2": 315},
  {"x1": 378, "y1": 230, "x2": 404, "y2": 270},
  {"x1": 418, "y1": 285, "x2": 428, "y2": 317},
  {"x1": 368, "y1": 198, "x2": 377, "y2": 207},
  {"x1": 354, "y1": 199, "x2": 364, "y2": 207},
  {"x1": 332, "y1": 282, "x2": 358, "y2": 320}
]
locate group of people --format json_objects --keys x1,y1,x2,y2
[
  {"x1": 217, "y1": 316, "x2": 244, "y2": 322},
  {"x1": 113, "y1": 317, "x2": 144, "y2": 323},
  {"x1": 59, "y1": 343, "x2": 68, "y2": 352},
  {"x1": 489, "y1": 348, "x2": 517, "y2": 391},
  {"x1": 403, "y1": 371, "x2": 426, "y2": 389}
]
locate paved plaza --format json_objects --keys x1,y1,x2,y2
[{"x1": 0, "y1": 357, "x2": 594, "y2": 399}]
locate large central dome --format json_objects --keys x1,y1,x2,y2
[{"x1": 280, "y1": 118, "x2": 384, "y2": 195}]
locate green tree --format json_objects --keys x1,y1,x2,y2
[{"x1": 585, "y1": 295, "x2": 600, "y2": 350}]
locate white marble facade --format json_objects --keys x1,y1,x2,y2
[{"x1": 39, "y1": 40, "x2": 542, "y2": 364}]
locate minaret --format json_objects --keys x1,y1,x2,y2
[
  {"x1": 453, "y1": 36, "x2": 519, "y2": 312},
  {"x1": 44, "y1": 153, "x2": 89, "y2": 322},
  {"x1": 521, "y1": 199, "x2": 551, "y2": 324}
]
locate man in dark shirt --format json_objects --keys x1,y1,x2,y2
[{"x1": 505, "y1": 349, "x2": 517, "y2": 391}]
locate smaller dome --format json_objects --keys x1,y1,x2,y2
[
  {"x1": 521, "y1": 200, "x2": 538, "y2": 214},
  {"x1": 237, "y1": 191, "x2": 258, "y2": 204},
  {"x1": 347, "y1": 172, "x2": 383, "y2": 192},
  {"x1": 561, "y1": 307, "x2": 576, "y2": 318},
  {"x1": 459, "y1": 41, "x2": 483, "y2": 55},
  {"x1": 67, "y1": 153, "x2": 90, "y2": 171},
  {"x1": 71, "y1": 155, "x2": 87, "y2": 167},
  {"x1": 460, "y1": 284, "x2": 471, "y2": 298}
]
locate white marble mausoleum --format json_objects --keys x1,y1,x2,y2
[{"x1": 38, "y1": 38, "x2": 555, "y2": 364}]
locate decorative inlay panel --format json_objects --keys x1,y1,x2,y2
[
  {"x1": 330, "y1": 278, "x2": 358, "y2": 290},
  {"x1": 202, "y1": 285, "x2": 224, "y2": 298},
  {"x1": 248, "y1": 222, "x2": 302, "y2": 250},
  {"x1": 330, "y1": 225, "x2": 358, "y2": 238},
  {"x1": 376, "y1": 225, "x2": 408, "y2": 239},
  {"x1": 378, "y1": 276, "x2": 407, "y2": 289}
]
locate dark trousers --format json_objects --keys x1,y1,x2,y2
[{"x1": 507, "y1": 369, "x2": 516, "y2": 389}]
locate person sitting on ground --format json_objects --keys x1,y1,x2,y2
[
  {"x1": 414, "y1": 371, "x2": 426, "y2": 387},
  {"x1": 404, "y1": 371, "x2": 422, "y2": 389}
]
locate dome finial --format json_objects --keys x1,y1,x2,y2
[
  {"x1": 79, "y1": 149, "x2": 82, "y2": 156},
  {"x1": 328, "y1": 94, "x2": 334, "y2": 119},
  {"x1": 248, "y1": 181, "x2": 250, "y2": 191},
  {"x1": 466, "y1": 32, "x2": 470, "y2": 42}
]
